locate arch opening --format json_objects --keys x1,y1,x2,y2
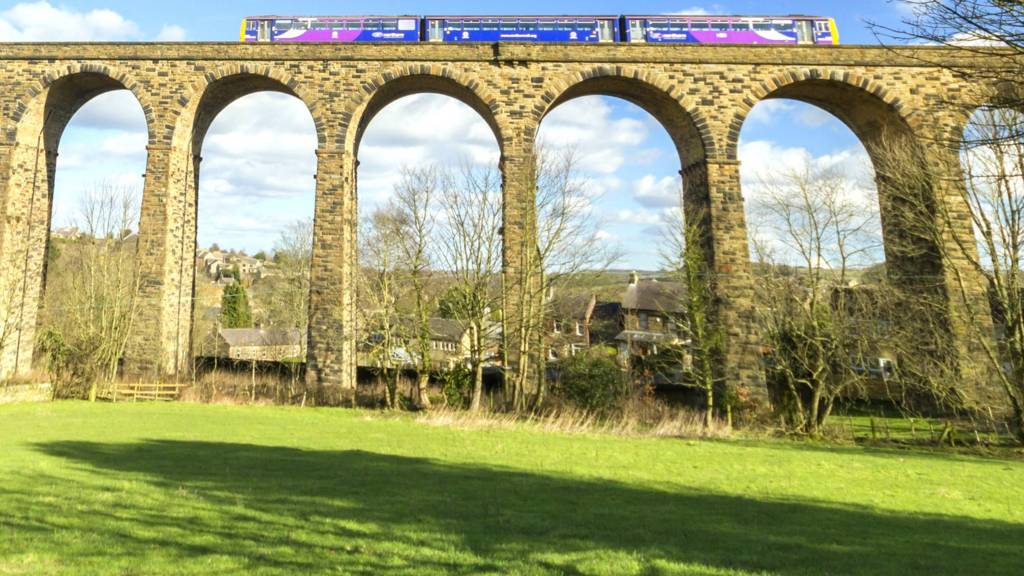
[
  {"x1": 353, "y1": 87, "x2": 502, "y2": 407},
  {"x1": 349, "y1": 74, "x2": 503, "y2": 158},
  {"x1": 736, "y1": 79, "x2": 950, "y2": 416},
  {"x1": 541, "y1": 76, "x2": 708, "y2": 168},
  {"x1": 533, "y1": 88, "x2": 701, "y2": 396},
  {"x1": 182, "y1": 75, "x2": 319, "y2": 395},
  {"x1": 2, "y1": 72, "x2": 149, "y2": 385}
]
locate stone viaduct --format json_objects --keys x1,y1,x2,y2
[{"x1": 0, "y1": 42, "x2": 1006, "y2": 405}]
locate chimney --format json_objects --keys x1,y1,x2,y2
[{"x1": 629, "y1": 271, "x2": 640, "y2": 285}]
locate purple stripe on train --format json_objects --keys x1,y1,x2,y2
[
  {"x1": 645, "y1": 30, "x2": 834, "y2": 44},
  {"x1": 243, "y1": 28, "x2": 418, "y2": 43}
]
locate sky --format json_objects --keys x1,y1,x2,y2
[{"x1": 1, "y1": 1, "x2": 916, "y2": 270}]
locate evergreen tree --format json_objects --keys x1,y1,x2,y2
[{"x1": 220, "y1": 281, "x2": 253, "y2": 328}]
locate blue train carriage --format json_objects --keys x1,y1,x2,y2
[
  {"x1": 620, "y1": 15, "x2": 839, "y2": 45},
  {"x1": 423, "y1": 16, "x2": 620, "y2": 43},
  {"x1": 242, "y1": 15, "x2": 421, "y2": 42}
]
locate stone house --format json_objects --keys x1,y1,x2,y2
[
  {"x1": 207, "y1": 327, "x2": 304, "y2": 362},
  {"x1": 359, "y1": 316, "x2": 476, "y2": 370},
  {"x1": 615, "y1": 272, "x2": 689, "y2": 366},
  {"x1": 545, "y1": 292, "x2": 597, "y2": 362}
]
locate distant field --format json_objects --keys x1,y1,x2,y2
[{"x1": 1, "y1": 403, "x2": 1022, "y2": 575}]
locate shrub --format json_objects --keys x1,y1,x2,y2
[
  {"x1": 553, "y1": 347, "x2": 627, "y2": 416},
  {"x1": 439, "y1": 365, "x2": 473, "y2": 408}
]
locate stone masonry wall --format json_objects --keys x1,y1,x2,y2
[{"x1": 0, "y1": 42, "x2": 1009, "y2": 405}]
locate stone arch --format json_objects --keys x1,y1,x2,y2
[
  {"x1": 341, "y1": 66, "x2": 504, "y2": 155},
  {"x1": 0, "y1": 67, "x2": 153, "y2": 378},
  {"x1": 171, "y1": 67, "x2": 324, "y2": 153},
  {"x1": 534, "y1": 67, "x2": 713, "y2": 166},
  {"x1": 727, "y1": 69, "x2": 924, "y2": 162},
  {"x1": 9, "y1": 64, "x2": 155, "y2": 148},
  {"x1": 731, "y1": 70, "x2": 949, "y2": 285}
]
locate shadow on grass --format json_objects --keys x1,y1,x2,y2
[{"x1": 7, "y1": 440, "x2": 1021, "y2": 574}]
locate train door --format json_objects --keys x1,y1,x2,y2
[
  {"x1": 258, "y1": 20, "x2": 270, "y2": 42},
  {"x1": 428, "y1": 19, "x2": 442, "y2": 42},
  {"x1": 628, "y1": 19, "x2": 645, "y2": 42},
  {"x1": 795, "y1": 20, "x2": 814, "y2": 44},
  {"x1": 598, "y1": 20, "x2": 614, "y2": 42}
]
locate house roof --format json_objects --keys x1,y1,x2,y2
[
  {"x1": 219, "y1": 328, "x2": 302, "y2": 347},
  {"x1": 622, "y1": 280, "x2": 686, "y2": 314},
  {"x1": 427, "y1": 318, "x2": 467, "y2": 342},
  {"x1": 549, "y1": 292, "x2": 596, "y2": 321}
]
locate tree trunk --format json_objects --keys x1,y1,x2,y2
[{"x1": 416, "y1": 372, "x2": 431, "y2": 410}]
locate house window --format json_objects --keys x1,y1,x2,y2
[
  {"x1": 575, "y1": 322, "x2": 582, "y2": 336},
  {"x1": 571, "y1": 344, "x2": 584, "y2": 356},
  {"x1": 548, "y1": 348, "x2": 558, "y2": 361},
  {"x1": 639, "y1": 312, "x2": 649, "y2": 330},
  {"x1": 553, "y1": 321, "x2": 561, "y2": 334}
]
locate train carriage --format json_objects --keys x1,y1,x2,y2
[
  {"x1": 621, "y1": 15, "x2": 838, "y2": 44},
  {"x1": 242, "y1": 16, "x2": 420, "y2": 43},
  {"x1": 240, "y1": 14, "x2": 839, "y2": 46},
  {"x1": 422, "y1": 16, "x2": 619, "y2": 43}
]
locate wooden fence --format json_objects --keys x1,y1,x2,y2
[{"x1": 103, "y1": 382, "x2": 186, "y2": 402}]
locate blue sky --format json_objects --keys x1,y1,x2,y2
[{"x1": 1, "y1": 1, "x2": 908, "y2": 269}]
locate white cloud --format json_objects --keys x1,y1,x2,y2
[
  {"x1": 632, "y1": 174, "x2": 682, "y2": 208},
  {"x1": 615, "y1": 209, "x2": 663, "y2": 226},
  {"x1": 539, "y1": 97, "x2": 651, "y2": 174},
  {"x1": 156, "y1": 24, "x2": 186, "y2": 42},
  {"x1": 0, "y1": 1, "x2": 140, "y2": 41},
  {"x1": 739, "y1": 140, "x2": 874, "y2": 202},
  {"x1": 745, "y1": 99, "x2": 839, "y2": 129}
]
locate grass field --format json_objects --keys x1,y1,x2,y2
[{"x1": 1, "y1": 402, "x2": 1022, "y2": 575}]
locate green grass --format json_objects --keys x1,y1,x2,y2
[{"x1": 1, "y1": 403, "x2": 1022, "y2": 575}]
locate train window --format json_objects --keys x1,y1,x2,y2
[
  {"x1": 650, "y1": 21, "x2": 670, "y2": 32},
  {"x1": 482, "y1": 20, "x2": 498, "y2": 31},
  {"x1": 381, "y1": 19, "x2": 398, "y2": 31},
  {"x1": 710, "y1": 21, "x2": 730, "y2": 31},
  {"x1": 817, "y1": 21, "x2": 830, "y2": 31},
  {"x1": 363, "y1": 19, "x2": 380, "y2": 29},
  {"x1": 558, "y1": 20, "x2": 574, "y2": 31},
  {"x1": 464, "y1": 20, "x2": 480, "y2": 31},
  {"x1": 247, "y1": 20, "x2": 258, "y2": 30},
  {"x1": 499, "y1": 19, "x2": 517, "y2": 29},
  {"x1": 312, "y1": 21, "x2": 330, "y2": 30},
  {"x1": 444, "y1": 20, "x2": 460, "y2": 29},
  {"x1": 752, "y1": 22, "x2": 774, "y2": 31},
  {"x1": 539, "y1": 21, "x2": 557, "y2": 31},
  {"x1": 519, "y1": 20, "x2": 538, "y2": 30},
  {"x1": 276, "y1": 20, "x2": 292, "y2": 29},
  {"x1": 578, "y1": 20, "x2": 596, "y2": 29},
  {"x1": 689, "y1": 19, "x2": 709, "y2": 30}
]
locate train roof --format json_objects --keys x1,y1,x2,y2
[
  {"x1": 244, "y1": 14, "x2": 831, "y2": 20},
  {"x1": 244, "y1": 15, "x2": 420, "y2": 19},
  {"x1": 421, "y1": 15, "x2": 620, "y2": 19},
  {"x1": 621, "y1": 14, "x2": 830, "y2": 19}
]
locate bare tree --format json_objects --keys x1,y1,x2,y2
[
  {"x1": 748, "y1": 161, "x2": 885, "y2": 436},
  {"x1": 873, "y1": 1, "x2": 1024, "y2": 138},
  {"x1": 266, "y1": 218, "x2": 313, "y2": 338},
  {"x1": 436, "y1": 163, "x2": 503, "y2": 411},
  {"x1": 507, "y1": 144, "x2": 622, "y2": 410},
  {"x1": 38, "y1": 183, "x2": 141, "y2": 401},
  {"x1": 876, "y1": 109, "x2": 1024, "y2": 440},
  {"x1": 358, "y1": 207, "x2": 409, "y2": 409},
  {"x1": 392, "y1": 166, "x2": 439, "y2": 410}
]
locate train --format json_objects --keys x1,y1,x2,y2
[{"x1": 241, "y1": 15, "x2": 839, "y2": 45}]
